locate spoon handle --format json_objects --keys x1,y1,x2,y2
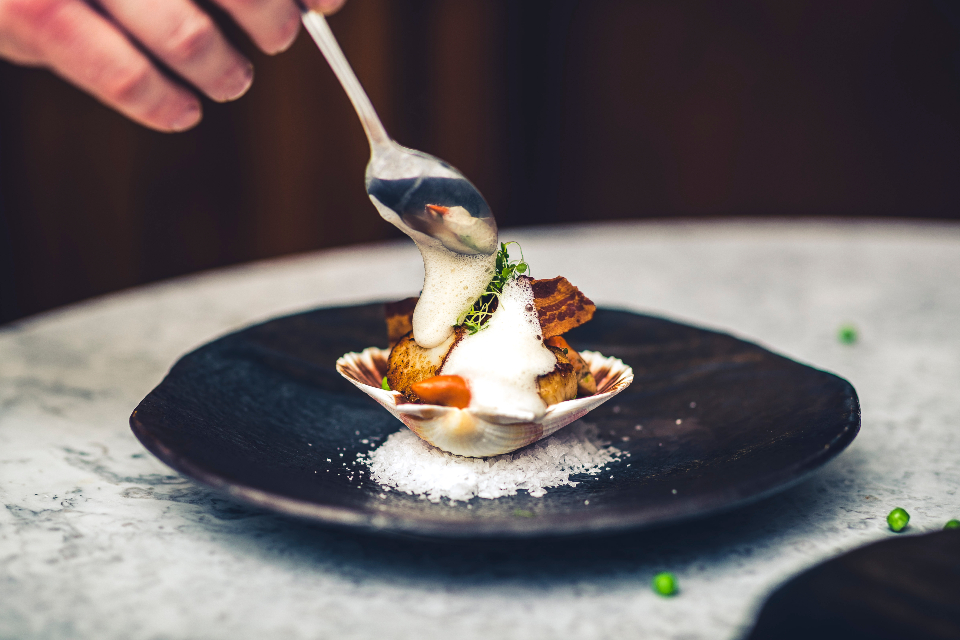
[{"x1": 300, "y1": 8, "x2": 391, "y2": 150}]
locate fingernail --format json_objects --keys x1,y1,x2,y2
[
  {"x1": 170, "y1": 102, "x2": 202, "y2": 132},
  {"x1": 223, "y1": 62, "x2": 254, "y2": 101},
  {"x1": 311, "y1": 0, "x2": 345, "y2": 15},
  {"x1": 271, "y1": 13, "x2": 300, "y2": 54}
]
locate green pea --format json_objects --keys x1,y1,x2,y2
[
  {"x1": 381, "y1": 376, "x2": 391, "y2": 391},
  {"x1": 887, "y1": 507, "x2": 909, "y2": 532},
  {"x1": 838, "y1": 324, "x2": 858, "y2": 345},
  {"x1": 652, "y1": 572, "x2": 678, "y2": 596},
  {"x1": 944, "y1": 519, "x2": 960, "y2": 530}
]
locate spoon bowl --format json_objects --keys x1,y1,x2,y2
[{"x1": 300, "y1": 10, "x2": 498, "y2": 255}]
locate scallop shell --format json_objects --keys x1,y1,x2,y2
[{"x1": 336, "y1": 347, "x2": 634, "y2": 458}]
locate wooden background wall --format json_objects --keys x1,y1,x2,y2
[{"x1": 1, "y1": 0, "x2": 959, "y2": 324}]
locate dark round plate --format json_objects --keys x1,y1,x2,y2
[{"x1": 130, "y1": 304, "x2": 860, "y2": 538}]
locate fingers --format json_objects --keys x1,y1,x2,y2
[
  {"x1": 8, "y1": 0, "x2": 202, "y2": 131},
  {"x1": 0, "y1": 0, "x2": 352, "y2": 132},
  {"x1": 212, "y1": 0, "x2": 347, "y2": 56},
  {"x1": 97, "y1": 0, "x2": 253, "y2": 103},
  {"x1": 213, "y1": 0, "x2": 300, "y2": 54}
]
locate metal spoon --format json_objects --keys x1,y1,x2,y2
[{"x1": 300, "y1": 9, "x2": 499, "y2": 256}]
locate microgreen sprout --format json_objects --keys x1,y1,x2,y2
[
  {"x1": 887, "y1": 507, "x2": 909, "y2": 532},
  {"x1": 457, "y1": 242, "x2": 529, "y2": 334},
  {"x1": 652, "y1": 572, "x2": 678, "y2": 596},
  {"x1": 381, "y1": 376, "x2": 391, "y2": 391},
  {"x1": 944, "y1": 519, "x2": 960, "y2": 530}
]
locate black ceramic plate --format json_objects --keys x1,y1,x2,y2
[
  {"x1": 746, "y1": 530, "x2": 960, "y2": 640},
  {"x1": 130, "y1": 304, "x2": 859, "y2": 538}
]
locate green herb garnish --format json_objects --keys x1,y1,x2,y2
[
  {"x1": 651, "y1": 572, "x2": 678, "y2": 596},
  {"x1": 944, "y1": 519, "x2": 960, "y2": 530},
  {"x1": 887, "y1": 507, "x2": 910, "y2": 532},
  {"x1": 381, "y1": 376, "x2": 391, "y2": 391},
  {"x1": 457, "y1": 242, "x2": 529, "y2": 334},
  {"x1": 838, "y1": 324, "x2": 858, "y2": 345}
]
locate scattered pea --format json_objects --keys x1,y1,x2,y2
[
  {"x1": 652, "y1": 572, "x2": 678, "y2": 596},
  {"x1": 838, "y1": 324, "x2": 858, "y2": 345},
  {"x1": 887, "y1": 507, "x2": 909, "y2": 532},
  {"x1": 944, "y1": 519, "x2": 960, "y2": 530},
  {"x1": 381, "y1": 376, "x2": 391, "y2": 391}
]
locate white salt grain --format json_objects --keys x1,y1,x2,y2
[{"x1": 362, "y1": 422, "x2": 624, "y2": 503}]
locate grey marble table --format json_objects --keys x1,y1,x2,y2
[{"x1": 2, "y1": 220, "x2": 959, "y2": 640}]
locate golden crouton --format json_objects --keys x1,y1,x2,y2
[
  {"x1": 536, "y1": 345, "x2": 578, "y2": 406},
  {"x1": 545, "y1": 335, "x2": 597, "y2": 397},
  {"x1": 529, "y1": 276, "x2": 596, "y2": 339},
  {"x1": 384, "y1": 297, "x2": 418, "y2": 347},
  {"x1": 387, "y1": 329, "x2": 460, "y2": 402}
]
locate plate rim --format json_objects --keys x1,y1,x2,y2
[
  {"x1": 130, "y1": 409, "x2": 859, "y2": 538},
  {"x1": 129, "y1": 304, "x2": 861, "y2": 539}
]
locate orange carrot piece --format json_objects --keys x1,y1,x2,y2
[{"x1": 411, "y1": 375, "x2": 471, "y2": 408}]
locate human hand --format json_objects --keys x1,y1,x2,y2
[{"x1": 0, "y1": 0, "x2": 345, "y2": 132}]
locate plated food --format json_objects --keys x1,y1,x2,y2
[
  {"x1": 133, "y1": 295, "x2": 860, "y2": 537},
  {"x1": 337, "y1": 243, "x2": 633, "y2": 457}
]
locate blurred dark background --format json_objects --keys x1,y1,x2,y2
[{"x1": 1, "y1": 0, "x2": 959, "y2": 324}]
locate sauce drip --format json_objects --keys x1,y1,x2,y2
[
  {"x1": 368, "y1": 175, "x2": 496, "y2": 349},
  {"x1": 412, "y1": 242, "x2": 495, "y2": 348}
]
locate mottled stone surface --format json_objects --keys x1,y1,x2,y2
[{"x1": 1, "y1": 220, "x2": 958, "y2": 640}]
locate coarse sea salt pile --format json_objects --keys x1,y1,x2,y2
[{"x1": 362, "y1": 422, "x2": 625, "y2": 503}]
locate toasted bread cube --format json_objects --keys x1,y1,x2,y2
[
  {"x1": 387, "y1": 329, "x2": 459, "y2": 402},
  {"x1": 537, "y1": 345, "x2": 578, "y2": 406}
]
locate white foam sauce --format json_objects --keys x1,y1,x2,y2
[
  {"x1": 412, "y1": 241, "x2": 495, "y2": 349},
  {"x1": 368, "y1": 196, "x2": 495, "y2": 349},
  {"x1": 419, "y1": 331, "x2": 457, "y2": 367},
  {"x1": 371, "y1": 189, "x2": 555, "y2": 414},
  {"x1": 440, "y1": 277, "x2": 557, "y2": 419}
]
